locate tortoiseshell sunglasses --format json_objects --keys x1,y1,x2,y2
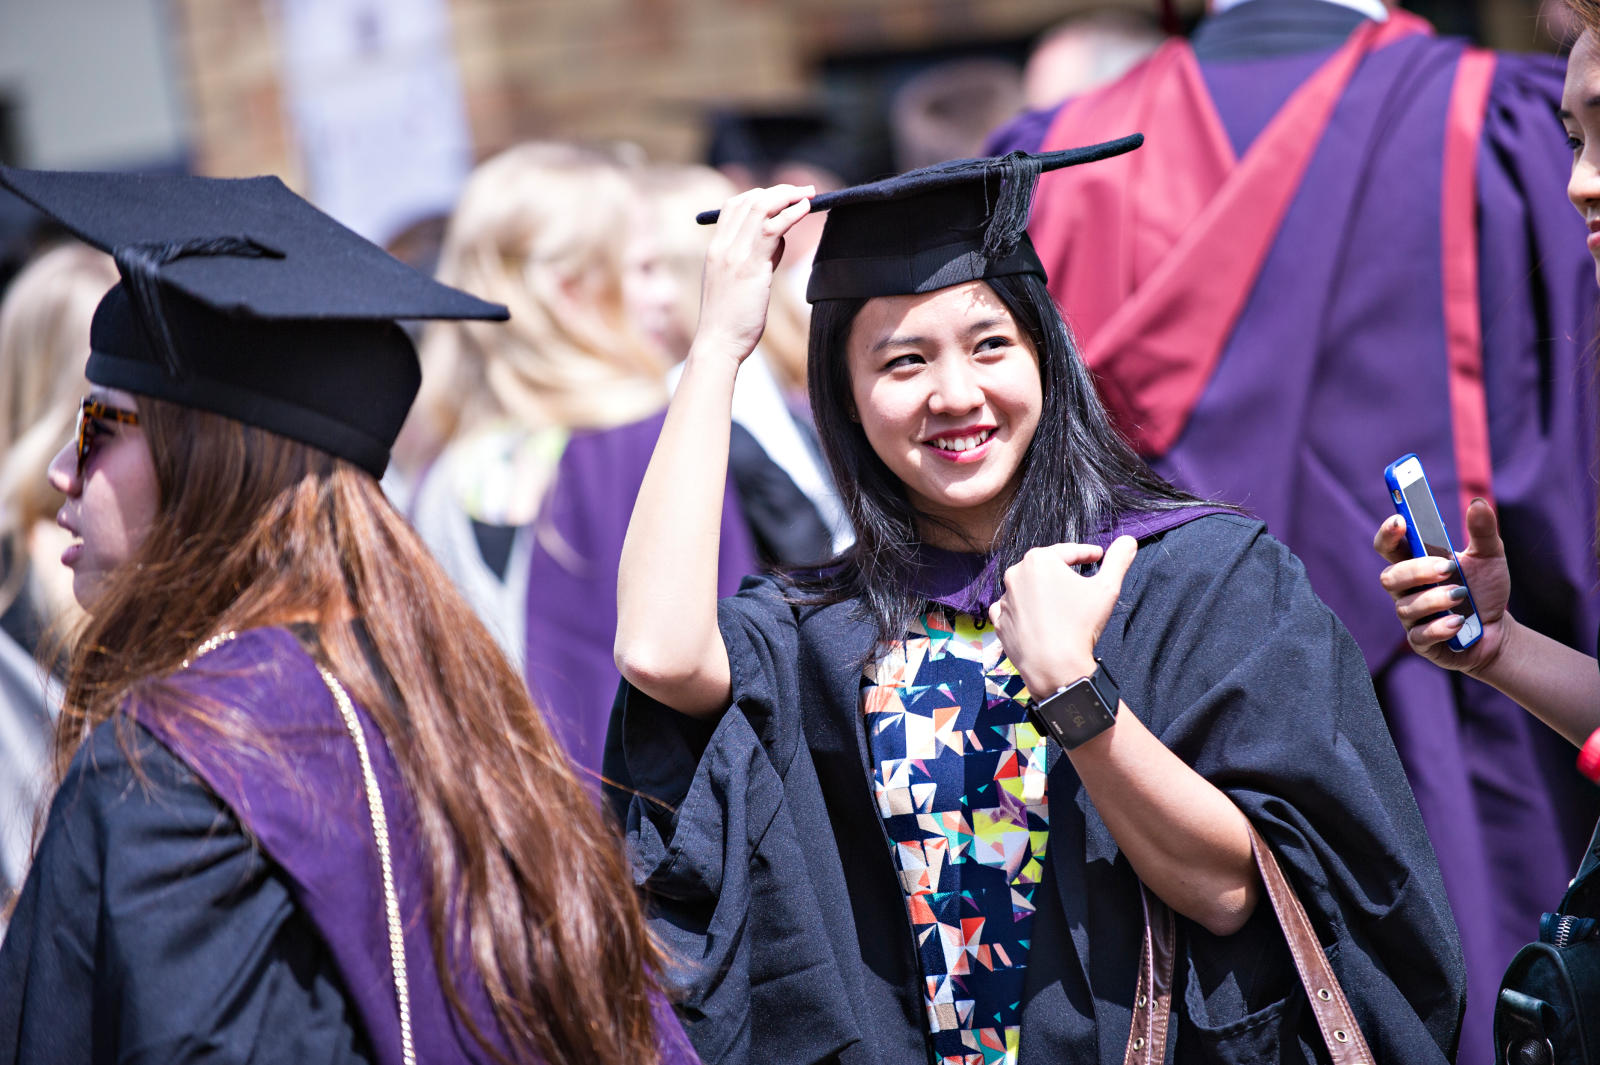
[{"x1": 75, "y1": 397, "x2": 140, "y2": 479}]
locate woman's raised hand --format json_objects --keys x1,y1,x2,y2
[
  {"x1": 1373, "y1": 497, "x2": 1512, "y2": 676},
  {"x1": 692, "y1": 185, "x2": 814, "y2": 367},
  {"x1": 989, "y1": 536, "x2": 1138, "y2": 698}
]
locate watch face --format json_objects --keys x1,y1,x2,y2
[{"x1": 1031, "y1": 678, "x2": 1117, "y2": 749}]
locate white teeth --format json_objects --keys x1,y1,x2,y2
[{"x1": 929, "y1": 430, "x2": 993, "y2": 452}]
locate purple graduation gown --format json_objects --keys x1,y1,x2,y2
[
  {"x1": 990, "y1": 4, "x2": 1599, "y2": 1060},
  {"x1": 524, "y1": 411, "x2": 758, "y2": 776}
]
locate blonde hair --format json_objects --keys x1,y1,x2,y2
[
  {"x1": 413, "y1": 143, "x2": 668, "y2": 460},
  {"x1": 630, "y1": 163, "x2": 735, "y2": 360},
  {"x1": 0, "y1": 242, "x2": 118, "y2": 609}
]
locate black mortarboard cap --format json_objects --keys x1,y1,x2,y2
[
  {"x1": 0, "y1": 166, "x2": 508, "y2": 477},
  {"x1": 695, "y1": 134, "x2": 1143, "y2": 303}
]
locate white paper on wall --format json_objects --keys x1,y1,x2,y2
[{"x1": 276, "y1": 0, "x2": 471, "y2": 245}]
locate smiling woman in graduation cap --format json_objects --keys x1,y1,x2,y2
[
  {"x1": 608, "y1": 141, "x2": 1465, "y2": 1063},
  {"x1": 0, "y1": 167, "x2": 699, "y2": 1065}
]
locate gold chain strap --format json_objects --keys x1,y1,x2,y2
[
  {"x1": 179, "y1": 630, "x2": 238, "y2": 670},
  {"x1": 318, "y1": 666, "x2": 416, "y2": 1065}
]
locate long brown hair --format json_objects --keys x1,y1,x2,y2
[
  {"x1": 1572, "y1": 0, "x2": 1600, "y2": 39},
  {"x1": 54, "y1": 397, "x2": 664, "y2": 1065}
]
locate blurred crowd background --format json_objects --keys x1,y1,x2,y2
[{"x1": 0, "y1": 0, "x2": 1575, "y2": 276}]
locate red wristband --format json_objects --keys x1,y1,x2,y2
[{"x1": 1577, "y1": 728, "x2": 1600, "y2": 783}]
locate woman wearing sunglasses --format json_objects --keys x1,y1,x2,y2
[{"x1": 0, "y1": 168, "x2": 696, "y2": 1065}]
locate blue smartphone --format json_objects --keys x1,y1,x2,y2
[{"x1": 1383, "y1": 453, "x2": 1482, "y2": 652}]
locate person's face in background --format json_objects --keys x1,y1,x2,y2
[
  {"x1": 845, "y1": 280, "x2": 1042, "y2": 548},
  {"x1": 45, "y1": 386, "x2": 158, "y2": 610},
  {"x1": 1562, "y1": 29, "x2": 1600, "y2": 286},
  {"x1": 622, "y1": 203, "x2": 685, "y2": 362}
]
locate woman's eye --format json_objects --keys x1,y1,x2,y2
[
  {"x1": 1569, "y1": 134, "x2": 1584, "y2": 153},
  {"x1": 976, "y1": 335, "x2": 1012, "y2": 352},
  {"x1": 884, "y1": 353, "x2": 923, "y2": 370}
]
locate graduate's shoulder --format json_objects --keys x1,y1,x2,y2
[
  {"x1": 47, "y1": 715, "x2": 218, "y2": 853},
  {"x1": 133, "y1": 626, "x2": 324, "y2": 721},
  {"x1": 1483, "y1": 46, "x2": 1565, "y2": 104},
  {"x1": 724, "y1": 564, "x2": 862, "y2": 626},
  {"x1": 1132, "y1": 508, "x2": 1272, "y2": 564},
  {"x1": 1126, "y1": 510, "x2": 1317, "y2": 614}
]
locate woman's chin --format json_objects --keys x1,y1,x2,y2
[{"x1": 70, "y1": 570, "x2": 107, "y2": 615}]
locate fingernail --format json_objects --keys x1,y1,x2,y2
[
  {"x1": 1434, "y1": 559, "x2": 1456, "y2": 577},
  {"x1": 1446, "y1": 613, "x2": 1464, "y2": 627},
  {"x1": 1470, "y1": 497, "x2": 1487, "y2": 507},
  {"x1": 1448, "y1": 586, "x2": 1469, "y2": 602}
]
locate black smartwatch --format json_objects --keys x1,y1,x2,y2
[{"x1": 1029, "y1": 658, "x2": 1121, "y2": 750}]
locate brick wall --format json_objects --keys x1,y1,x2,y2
[
  {"x1": 169, "y1": 0, "x2": 297, "y2": 181},
  {"x1": 166, "y1": 0, "x2": 1199, "y2": 186},
  {"x1": 168, "y1": 0, "x2": 1553, "y2": 190}
]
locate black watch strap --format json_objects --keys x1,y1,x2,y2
[{"x1": 1029, "y1": 658, "x2": 1121, "y2": 750}]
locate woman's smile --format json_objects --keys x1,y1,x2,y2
[{"x1": 924, "y1": 425, "x2": 998, "y2": 462}]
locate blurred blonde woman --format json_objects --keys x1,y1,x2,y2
[
  {"x1": 0, "y1": 243, "x2": 117, "y2": 625},
  {"x1": 0, "y1": 240, "x2": 116, "y2": 928},
  {"x1": 410, "y1": 144, "x2": 757, "y2": 774},
  {"x1": 633, "y1": 161, "x2": 849, "y2": 567},
  {"x1": 407, "y1": 143, "x2": 670, "y2": 663}
]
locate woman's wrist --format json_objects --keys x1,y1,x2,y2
[
  {"x1": 1022, "y1": 654, "x2": 1099, "y2": 699},
  {"x1": 685, "y1": 334, "x2": 755, "y2": 375},
  {"x1": 1463, "y1": 609, "x2": 1519, "y2": 685}
]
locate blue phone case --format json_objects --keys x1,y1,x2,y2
[{"x1": 1383, "y1": 453, "x2": 1482, "y2": 652}]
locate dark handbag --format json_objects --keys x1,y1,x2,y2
[
  {"x1": 1494, "y1": 820, "x2": 1600, "y2": 1065},
  {"x1": 1122, "y1": 823, "x2": 1375, "y2": 1065}
]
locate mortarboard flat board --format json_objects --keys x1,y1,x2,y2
[
  {"x1": 0, "y1": 166, "x2": 508, "y2": 477},
  {"x1": 693, "y1": 133, "x2": 1143, "y2": 303}
]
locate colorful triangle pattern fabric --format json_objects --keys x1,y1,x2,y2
[{"x1": 864, "y1": 609, "x2": 1049, "y2": 1065}]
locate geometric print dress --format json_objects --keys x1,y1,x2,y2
[{"x1": 862, "y1": 607, "x2": 1051, "y2": 1065}]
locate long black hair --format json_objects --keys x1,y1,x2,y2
[{"x1": 798, "y1": 270, "x2": 1216, "y2": 646}]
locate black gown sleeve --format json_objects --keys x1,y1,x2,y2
[
  {"x1": 604, "y1": 575, "x2": 865, "y2": 1065},
  {"x1": 0, "y1": 720, "x2": 372, "y2": 1065}
]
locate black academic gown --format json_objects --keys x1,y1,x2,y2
[
  {"x1": 605, "y1": 513, "x2": 1466, "y2": 1065},
  {"x1": 0, "y1": 720, "x2": 371, "y2": 1064}
]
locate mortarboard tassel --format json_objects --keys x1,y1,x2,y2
[
  {"x1": 981, "y1": 151, "x2": 1046, "y2": 261},
  {"x1": 113, "y1": 237, "x2": 284, "y2": 378}
]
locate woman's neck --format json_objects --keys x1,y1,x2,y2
[{"x1": 916, "y1": 519, "x2": 996, "y2": 554}]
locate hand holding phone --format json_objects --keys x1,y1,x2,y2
[{"x1": 1382, "y1": 454, "x2": 1482, "y2": 652}]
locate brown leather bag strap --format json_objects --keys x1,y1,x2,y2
[
  {"x1": 1122, "y1": 886, "x2": 1177, "y2": 1064},
  {"x1": 1245, "y1": 823, "x2": 1375, "y2": 1064},
  {"x1": 1121, "y1": 823, "x2": 1374, "y2": 1065}
]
